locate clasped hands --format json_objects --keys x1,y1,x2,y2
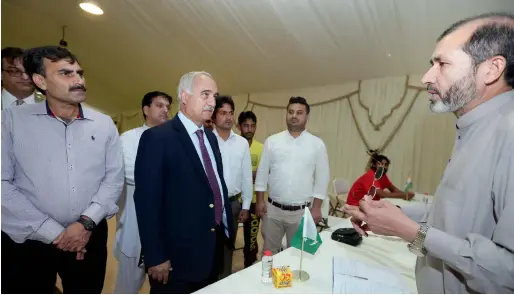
[
  {"x1": 343, "y1": 196, "x2": 420, "y2": 242},
  {"x1": 52, "y1": 222, "x2": 92, "y2": 260},
  {"x1": 149, "y1": 260, "x2": 172, "y2": 284}
]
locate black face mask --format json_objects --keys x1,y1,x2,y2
[{"x1": 372, "y1": 164, "x2": 388, "y2": 176}]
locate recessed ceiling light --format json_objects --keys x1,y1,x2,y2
[
  {"x1": 387, "y1": 53, "x2": 392, "y2": 57},
  {"x1": 79, "y1": 1, "x2": 104, "y2": 15}
]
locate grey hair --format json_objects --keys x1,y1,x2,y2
[
  {"x1": 438, "y1": 12, "x2": 514, "y2": 87},
  {"x1": 176, "y1": 71, "x2": 213, "y2": 107}
]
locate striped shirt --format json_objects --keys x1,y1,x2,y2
[{"x1": 1, "y1": 101, "x2": 124, "y2": 244}]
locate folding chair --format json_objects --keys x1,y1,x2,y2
[{"x1": 328, "y1": 178, "x2": 350, "y2": 217}]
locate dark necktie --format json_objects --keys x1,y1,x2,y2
[
  {"x1": 15, "y1": 100, "x2": 25, "y2": 106},
  {"x1": 195, "y1": 129, "x2": 222, "y2": 224}
]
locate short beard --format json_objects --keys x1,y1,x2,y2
[
  {"x1": 430, "y1": 72, "x2": 477, "y2": 114},
  {"x1": 287, "y1": 123, "x2": 305, "y2": 132},
  {"x1": 243, "y1": 132, "x2": 254, "y2": 140}
]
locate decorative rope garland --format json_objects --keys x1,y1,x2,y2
[
  {"x1": 242, "y1": 76, "x2": 425, "y2": 153},
  {"x1": 348, "y1": 87, "x2": 422, "y2": 152},
  {"x1": 356, "y1": 76, "x2": 410, "y2": 131}
]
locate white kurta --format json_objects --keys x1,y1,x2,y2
[{"x1": 114, "y1": 124, "x2": 150, "y2": 259}]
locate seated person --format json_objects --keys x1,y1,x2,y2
[{"x1": 346, "y1": 151, "x2": 414, "y2": 206}]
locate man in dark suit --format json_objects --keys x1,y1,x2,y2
[{"x1": 134, "y1": 71, "x2": 235, "y2": 294}]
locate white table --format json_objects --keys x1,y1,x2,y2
[
  {"x1": 387, "y1": 193, "x2": 433, "y2": 207},
  {"x1": 195, "y1": 216, "x2": 419, "y2": 294}
]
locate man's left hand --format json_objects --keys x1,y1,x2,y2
[
  {"x1": 239, "y1": 209, "x2": 250, "y2": 222},
  {"x1": 345, "y1": 199, "x2": 419, "y2": 242},
  {"x1": 310, "y1": 206, "x2": 322, "y2": 224}
]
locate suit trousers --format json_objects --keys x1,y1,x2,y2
[
  {"x1": 149, "y1": 224, "x2": 226, "y2": 294},
  {"x1": 1, "y1": 220, "x2": 108, "y2": 294},
  {"x1": 220, "y1": 198, "x2": 241, "y2": 279}
]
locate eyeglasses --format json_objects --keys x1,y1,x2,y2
[
  {"x1": 367, "y1": 165, "x2": 385, "y2": 199},
  {"x1": 2, "y1": 68, "x2": 27, "y2": 78}
]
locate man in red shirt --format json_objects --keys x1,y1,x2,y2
[{"x1": 346, "y1": 153, "x2": 414, "y2": 206}]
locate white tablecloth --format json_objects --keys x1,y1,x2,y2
[
  {"x1": 387, "y1": 193, "x2": 433, "y2": 207},
  {"x1": 196, "y1": 215, "x2": 422, "y2": 294}
]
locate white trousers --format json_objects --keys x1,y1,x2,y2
[{"x1": 114, "y1": 252, "x2": 146, "y2": 294}]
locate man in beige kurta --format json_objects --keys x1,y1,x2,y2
[{"x1": 345, "y1": 13, "x2": 514, "y2": 293}]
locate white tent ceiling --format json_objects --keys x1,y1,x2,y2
[{"x1": 2, "y1": 0, "x2": 514, "y2": 114}]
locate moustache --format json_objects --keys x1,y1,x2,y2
[
  {"x1": 427, "y1": 84, "x2": 440, "y2": 95},
  {"x1": 69, "y1": 85, "x2": 87, "y2": 92},
  {"x1": 203, "y1": 106, "x2": 214, "y2": 112}
]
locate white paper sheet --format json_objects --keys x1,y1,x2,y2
[{"x1": 332, "y1": 257, "x2": 411, "y2": 294}]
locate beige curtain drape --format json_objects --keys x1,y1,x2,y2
[
  {"x1": 111, "y1": 74, "x2": 455, "y2": 194},
  {"x1": 231, "y1": 75, "x2": 455, "y2": 194}
]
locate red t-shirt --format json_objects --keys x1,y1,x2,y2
[{"x1": 346, "y1": 169, "x2": 393, "y2": 206}]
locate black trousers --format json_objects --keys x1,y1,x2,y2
[
  {"x1": 1, "y1": 220, "x2": 108, "y2": 294},
  {"x1": 243, "y1": 202, "x2": 260, "y2": 267},
  {"x1": 149, "y1": 224, "x2": 226, "y2": 294}
]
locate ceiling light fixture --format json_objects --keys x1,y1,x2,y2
[{"x1": 79, "y1": 1, "x2": 104, "y2": 15}]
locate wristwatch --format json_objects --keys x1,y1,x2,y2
[
  {"x1": 77, "y1": 216, "x2": 97, "y2": 231},
  {"x1": 407, "y1": 225, "x2": 429, "y2": 257}
]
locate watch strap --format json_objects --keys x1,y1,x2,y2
[
  {"x1": 408, "y1": 225, "x2": 429, "y2": 257},
  {"x1": 78, "y1": 216, "x2": 96, "y2": 230}
]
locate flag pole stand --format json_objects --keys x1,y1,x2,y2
[{"x1": 292, "y1": 237, "x2": 310, "y2": 282}]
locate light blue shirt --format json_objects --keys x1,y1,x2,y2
[
  {"x1": 1, "y1": 101, "x2": 124, "y2": 244},
  {"x1": 178, "y1": 112, "x2": 228, "y2": 236}
]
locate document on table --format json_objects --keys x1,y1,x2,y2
[{"x1": 332, "y1": 257, "x2": 411, "y2": 294}]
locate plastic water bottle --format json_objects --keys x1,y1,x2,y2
[
  {"x1": 423, "y1": 192, "x2": 429, "y2": 204},
  {"x1": 261, "y1": 250, "x2": 273, "y2": 283}
]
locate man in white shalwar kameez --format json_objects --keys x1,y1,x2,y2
[{"x1": 113, "y1": 91, "x2": 172, "y2": 294}]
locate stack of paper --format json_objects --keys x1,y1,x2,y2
[{"x1": 332, "y1": 257, "x2": 411, "y2": 294}]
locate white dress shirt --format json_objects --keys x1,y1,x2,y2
[
  {"x1": 178, "y1": 112, "x2": 228, "y2": 236},
  {"x1": 255, "y1": 130, "x2": 330, "y2": 205},
  {"x1": 213, "y1": 128, "x2": 253, "y2": 210},
  {"x1": 114, "y1": 124, "x2": 150, "y2": 258},
  {"x1": 1, "y1": 88, "x2": 36, "y2": 109}
]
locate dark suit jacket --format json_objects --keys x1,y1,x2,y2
[{"x1": 133, "y1": 115, "x2": 235, "y2": 283}]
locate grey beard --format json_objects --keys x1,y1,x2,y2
[{"x1": 431, "y1": 73, "x2": 477, "y2": 113}]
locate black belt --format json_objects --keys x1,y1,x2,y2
[
  {"x1": 268, "y1": 198, "x2": 310, "y2": 211},
  {"x1": 229, "y1": 193, "x2": 241, "y2": 202}
]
